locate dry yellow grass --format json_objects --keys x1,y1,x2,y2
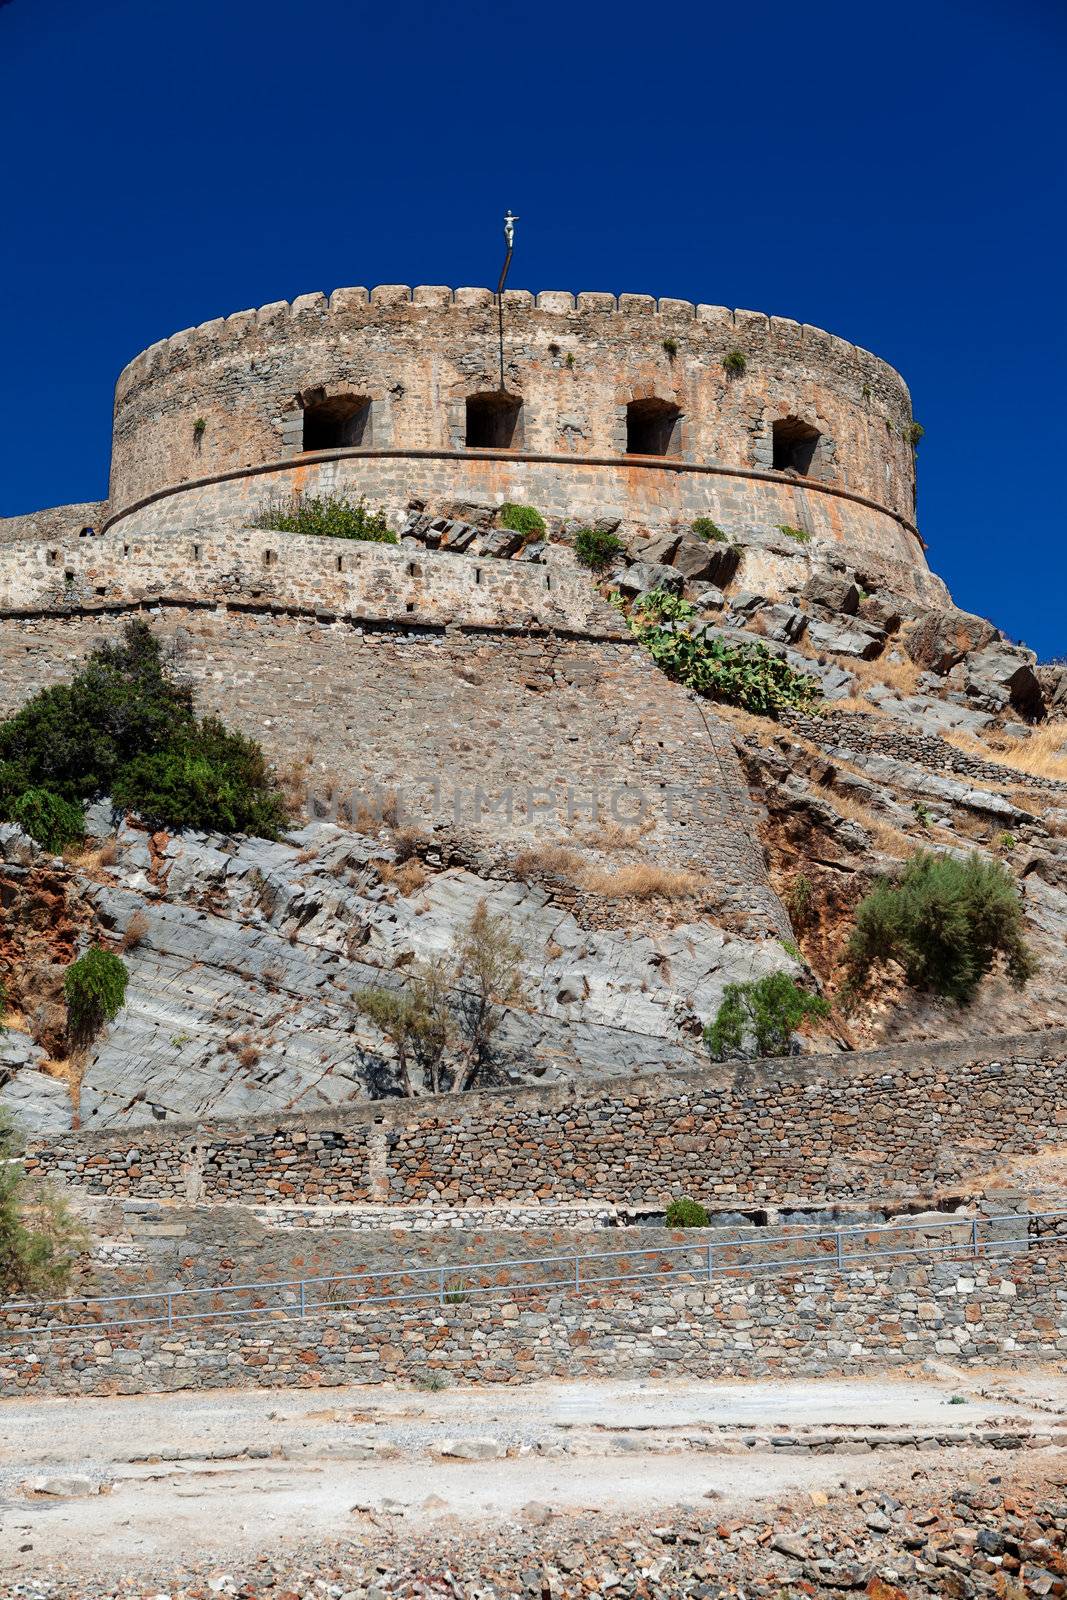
[
  {"x1": 375, "y1": 857, "x2": 429, "y2": 896},
  {"x1": 514, "y1": 843, "x2": 703, "y2": 901},
  {"x1": 973, "y1": 724, "x2": 1067, "y2": 783},
  {"x1": 828, "y1": 652, "x2": 923, "y2": 701},
  {"x1": 815, "y1": 787, "x2": 919, "y2": 859},
  {"x1": 514, "y1": 844, "x2": 585, "y2": 881},
  {"x1": 582, "y1": 863, "x2": 704, "y2": 900}
]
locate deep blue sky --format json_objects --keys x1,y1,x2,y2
[{"x1": 2, "y1": 0, "x2": 1064, "y2": 657}]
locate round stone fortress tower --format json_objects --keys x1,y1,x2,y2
[{"x1": 94, "y1": 284, "x2": 936, "y2": 599}]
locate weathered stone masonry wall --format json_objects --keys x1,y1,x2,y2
[
  {"x1": 26, "y1": 1031, "x2": 1067, "y2": 1209},
  {"x1": 109, "y1": 287, "x2": 918, "y2": 524},
  {"x1": 3, "y1": 1254, "x2": 1063, "y2": 1397},
  {"x1": 0, "y1": 536, "x2": 782, "y2": 933}
]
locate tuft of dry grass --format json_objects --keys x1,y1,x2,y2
[
  {"x1": 237, "y1": 1044, "x2": 260, "y2": 1070},
  {"x1": 815, "y1": 787, "x2": 919, "y2": 859},
  {"x1": 514, "y1": 844, "x2": 584, "y2": 881},
  {"x1": 827, "y1": 652, "x2": 923, "y2": 701},
  {"x1": 973, "y1": 724, "x2": 1067, "y2": 783},
  {"x1": 581, "y1": 863, "x2": 704, "y2": 901},
  {"x1": 390, "y1": 825, "x2": 428, "y2": 863},
  {"x1": 65, "y1": 837, "x2": 120, "y2": 881},
  {"x1": 121, "y1": 910, "x2": 150, "y2": 952},
  {"x1": 375, "y1": 857, "x2": 429, "y2": 896},
  {"x1": 514, "y1": 843, "x2": 703, "y2": 901},
  {"x1": 578, "y1": 819, "x2": 653, "y2": 851}
]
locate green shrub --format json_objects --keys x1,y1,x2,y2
[
  {"x1": 113, "y1": 718, "x2": 289, "y2": 839},
  {"x1": 913, "y1": 801, "x2": 933, "y2": 829},
  {"x1": 192, "y1": 416, "x2": 207, "y2": 442},
  {"x1": 704, "y1": 972, "x2": 831, "y2": 1060},
  {"x1": 498, "y1": 503, "x2": 546, "y2": 539},
  {"x1": 846, "y1": 850, "x2": 1036, "y2": 1003},
  {"x1": 779, "y1": 937, "x2": 803, "y2": 963},
  {"x1": 722, "y1": 349, "x2": 747, "y2": 376},
  {"x1": 0, "y1": 621, "x2": 192, "y2": 806},
  {"x1": 64, "y1": 947, "x2": 129, "y2": 1046},
  {"x1": 664, "y1": 1197, "x2": 710, "y2": 1228},
  {"x1": 778, "y1": 524, "x2": 812, "y2": 544},
  {"x1": 905, "y1": 421, "x2": 924, "y2": 450},
  {"x1": 0, "y1": 1112, "x2": 87, "y2": 1297},
  {"x1": 997, "y1": 831, "x2": 1016, "y2": 853},
  {"x1": 252, "y1": 492, "x2": 396, "y2": 542},
  {"x1": 10, "y1": 789, "x2": 84, "y2": 854},
  {"x1": 574, "y1": 528, "x2": 625, "y2": 570},
  {"x1": 0, "y1": 621, "x2": 287, "y2": 840},
  {"x1": 662, "y1": 336, "x2": 679, "y2": 359},
  {"x1": 691, "y1": 517, "x2": 727, "y2": 542},
  {"x1": 627, "y1": 596, "x2": 821, "y2": 717}
]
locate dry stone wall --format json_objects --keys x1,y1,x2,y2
[
  {"x1": 3, "y1": 1252, "x2": 1063, "y2": 1397},
  {"x1": 25, "y1": 1030, "x2": 1067, "y2": 1209}
]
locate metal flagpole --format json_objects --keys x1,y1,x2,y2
[{"x1": 497, "y1": 210, "x2": 518, "y2": 392}]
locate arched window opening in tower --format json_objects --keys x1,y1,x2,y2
[
  {"x1": 625, "y1": 398, "x2": 683, "y2": 457},
  {"x1": 302, "y1": 394, "x2": 372, "y2": 451},
  {"x1": 465, "y1": 392, "x2": 523, "y2": 450},
  {"x1": 772, "y1": 416, "x2": 821, "y2": 475}
]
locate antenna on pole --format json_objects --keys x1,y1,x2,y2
[{"x1": 497, "y1": 210, "x2": 518, "y2": 392}]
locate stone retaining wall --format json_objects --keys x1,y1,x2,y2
[
  {"x1": 2, "y1": 1252, "x2": 1062, "y2": 1397},
  {"x1": 788, "y1": 710, "x2": 1067, "y2": 796},
  {"x1": 25, "y1": 1030, "x2": 1067, "y2": 1208}
]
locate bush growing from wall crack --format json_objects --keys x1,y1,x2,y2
[
  {"x1": 664, "y1": 1197, "x2": 709, "y2": 1228},
  {"x1": 691, "y1": 517, "x2": 727, "y2": 542},
  {"x1": 574, "y1": 528, "x2": 625, "y2": 569},
  {"x1": 64, "y1": 946, "x2": 129, "y2": 1047},
  {"x1": 704, "y1": 972, "x2": 830, "y2": 1060},
  {"x1": 846, "y1": 850, "x2": 1035, "y2": 1003},
  {"x1": 498, "y1": 503, "x2": 545, "y2": 539},
  {"x1": 252, "y1": 492, "x2": 396, "y2": 542}
]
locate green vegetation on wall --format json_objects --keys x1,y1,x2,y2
[
  {"x1": 498, "y1": 503, "x2": 546, "y2": 539},
  {"x1": 0, "y1": 620, "x2": 288, "y2": 842},
  {"x1": 252, "y1": 492, "x2": 396, "y2": 542},
  {"x1": 0, "y1": 1112, "x2": 87, "y2": 1298},
  {"x1": 574, "y1": 528, "x2": 625, "y2": 569},
  {"x1": 626, "y1": 589, "x2": 821, "y2": 717}
]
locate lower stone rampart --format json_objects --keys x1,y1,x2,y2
[
  {"x1": 100, "y1": 452, "x2": 942, "y2": 606},
  {"x1": 26, "y1": 1030, "x2": 1067, "y2": 1209},
  {"x1": 3, "y1": 1252, "x2": 1062, "y2": 1397}
]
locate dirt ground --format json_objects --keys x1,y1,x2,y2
[{"x1": 2, "y1": 1369, "x2": 1064, "y2": 1592}]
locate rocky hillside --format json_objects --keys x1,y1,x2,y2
[{"x1": 1, "y1": 499, "x2": 1065, "y2": 1133}]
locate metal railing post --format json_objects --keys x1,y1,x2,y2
[
  {"x1": 972, "y1": 1217, "x2": 980, "y2": 1258},
  {"x1": 707, "y1": 1241, "x2": 714, "y2": 1283},
  {"x1": 438, "y1": 1267, "x2": 445, "y2": 1306},
  {"x1": 299, "y1": 1279, "x2": 306, "y2": 1320},
  {"x1": 836, "y1": 1230, "x2": 844, "y2": 1272},
  {"x1": 574, "y1": 1255, "x2": 580, "y2": 1293},
  {"x1": 167, "y1": 1293, "x2": 173, "y2": 1330}
]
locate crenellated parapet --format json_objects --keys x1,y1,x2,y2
[{"x1": 98, "y1": 284, "x2": 931, "y2": 597}]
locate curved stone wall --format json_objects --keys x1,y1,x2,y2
[{"x1": 105, "y1": 286, "x2": 930, "y2": 590}]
